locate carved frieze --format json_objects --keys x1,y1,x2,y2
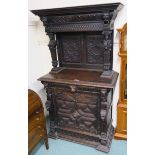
[
  {"x1": 39, "y1": 12, "x2": 115, "y2": 33},
  {"x1": 48, "y1": 12, "x2": 113, "y2": 24},
  {"x1": 48, "y1": 22, "x2": 104, "y2": 32}
]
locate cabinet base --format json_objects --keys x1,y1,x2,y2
[
  {"x1": 96, "y1": 126, "x2": 115, "y2": 153},
  {"x1": 48, "y1": 125, "x2": 114, "y2": 153}
]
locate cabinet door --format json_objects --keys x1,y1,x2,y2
[{"x1": 54, "y1": 86, "x2": 100, "y2": 134}]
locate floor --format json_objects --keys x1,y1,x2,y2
[{"x1": 31, "y1": 138, "x2": 127, "y2": 155}]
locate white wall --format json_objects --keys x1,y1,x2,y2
[{"x1": 28, "y1": 0, "x2": 127, "y2": 126}]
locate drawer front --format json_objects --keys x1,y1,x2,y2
[
  {"x1": 28, "y1": 110, "x2": 44, "y2": 132},
  {"x1": 76, "y1": 92, "x2": 98, "y2": 103},
  {"x1": 53, "y1": 85, "x2": 99, "y2": 103},
  {"x1": 54, "y1": 87, "x2": 75, "y2": 102},
  {"x1": 28, "y1": 89, "x2": 42, "y2": 116},
  {"x1": 53, "y1": 85, "x2": 100, "y2": 134},
  {"x1": 28, "y1": 128, "x2": 43, "y2": 154},
  {"x1": 28, "y1": 127, "x2": 42, "y2": 143},
  {"x1": 28, "y1": 109, "x2": 46, "y2": 154}
]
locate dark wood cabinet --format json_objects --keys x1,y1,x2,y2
[
  {"x1": 28, "y1": 89, "x2": 49, "y2": 154},
  {"x1": 31, "y1": 3, "x2": 123, "y2": 153}
]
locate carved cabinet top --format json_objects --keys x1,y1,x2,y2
[
  {"x1": 31, "y1": 3, "x2": 123, "y2": 31},
  {"x1": 31, "y1": 3, "x2": 122, "y2": 84}
]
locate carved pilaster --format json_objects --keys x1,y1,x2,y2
[
  {"x1": 40, "y1": 17, "x2": 58, "y2": 72},
  {"x1": 96, "y1": 88, "x2": 114, "y2": 153},
  {"x1": 41, "y1": 82, "x2": 57, "y2": 138},
  {"x1": 100, "y1": 89, "x2": 108, "y2": 133},
  {"x1": 100, "y1": 30, "x2": 114, "y2": 81},
  {"x1": 48, "y1": 33, "x2": 58, "y2": 70},
  {"x1": 102, "y1": 30, "x2": 112, "y2": 71}
]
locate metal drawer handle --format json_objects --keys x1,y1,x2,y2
[{"x1": 36, "y1": 111, "x2": 39, "y2": 114}]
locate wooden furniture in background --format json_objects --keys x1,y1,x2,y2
[
  {"x1": 31, "y1": 3, "x2": 123, "y2": 153},
  {"x1": 28, "y1": 89, "x2": 49, "y2": 154},
  {"x1": 115, "y1": 23, "x2": 127, "y2": 140}
]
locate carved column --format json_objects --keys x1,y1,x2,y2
[
  {"x1": 100, "y1": 12, "x2": 114, "y2": 79},
  {"x1": 41, "y1": 82, "x2": 57, "y2": 138},
  {"x1": 40, "y1": 17, "x2": 58, "y2": 72},
  {"x1": 100, "y1": 89, "x2": 108, "y2": 135},
  {"x1": 96, "y1": 88, "x2": 113, "y2": 152},
  {"x1": 96, "y1": 89, "x2": 108, "y2": 152},
  {"x1": 102, "y1": 31, "x2": 112, "y2": 71},
  {"x1": 48, "y1": 33, "x2": 58, "y2": 71},
  {"x1": 100, "y1": 30, "x2": 114, "y2": 80}
]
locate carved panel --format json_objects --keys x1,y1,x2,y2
[
  {"x1": 48, "y1": 12, "x2": 113, "y2": 24},
  {"x1": 49, "y1": 23, "x2": 104, "y2": 32},
  {"x1": 87, "y1": 35, "x2": 104, "y2": 64},
  {"x1": 61, "y1": 34, "x2": 81, "y2": 63},
  {"x1": 57, "y1": 100, "x2": 97, "y2": 133},
  {"x1": 53, "y1": 86, "x2": 99, "y2": 134}
]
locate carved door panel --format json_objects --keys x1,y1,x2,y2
[
  {"x1": 54, "y1": 86, "x2": 99, "y2": 134},
  {"x1": 75, "y1": 91, "x2": 99, "y2": 134},
  {"x1": 86, "y1": 35, "x2": 104, "y2": 64},
  {"x1": 58, "y1": 32, "x2": 113, "y2": 70},
  {"x1": 60, "y1": 34, "x2": 82, "y2": 63}
]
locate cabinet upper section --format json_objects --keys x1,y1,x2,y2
[
  {"x1": 31, "y1": 3, "x2": 123, "y2": 32},
  {"x1": 31, "y1": 3, "x2": 123, "y2": 71}
]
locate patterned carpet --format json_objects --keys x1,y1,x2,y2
[{"x1": 31, "y1": 138, "x2": 127, "y2": 155}]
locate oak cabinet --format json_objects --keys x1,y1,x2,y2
[{"x1": 31, "y1": 3, "x2": 123, "y2": 152}]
